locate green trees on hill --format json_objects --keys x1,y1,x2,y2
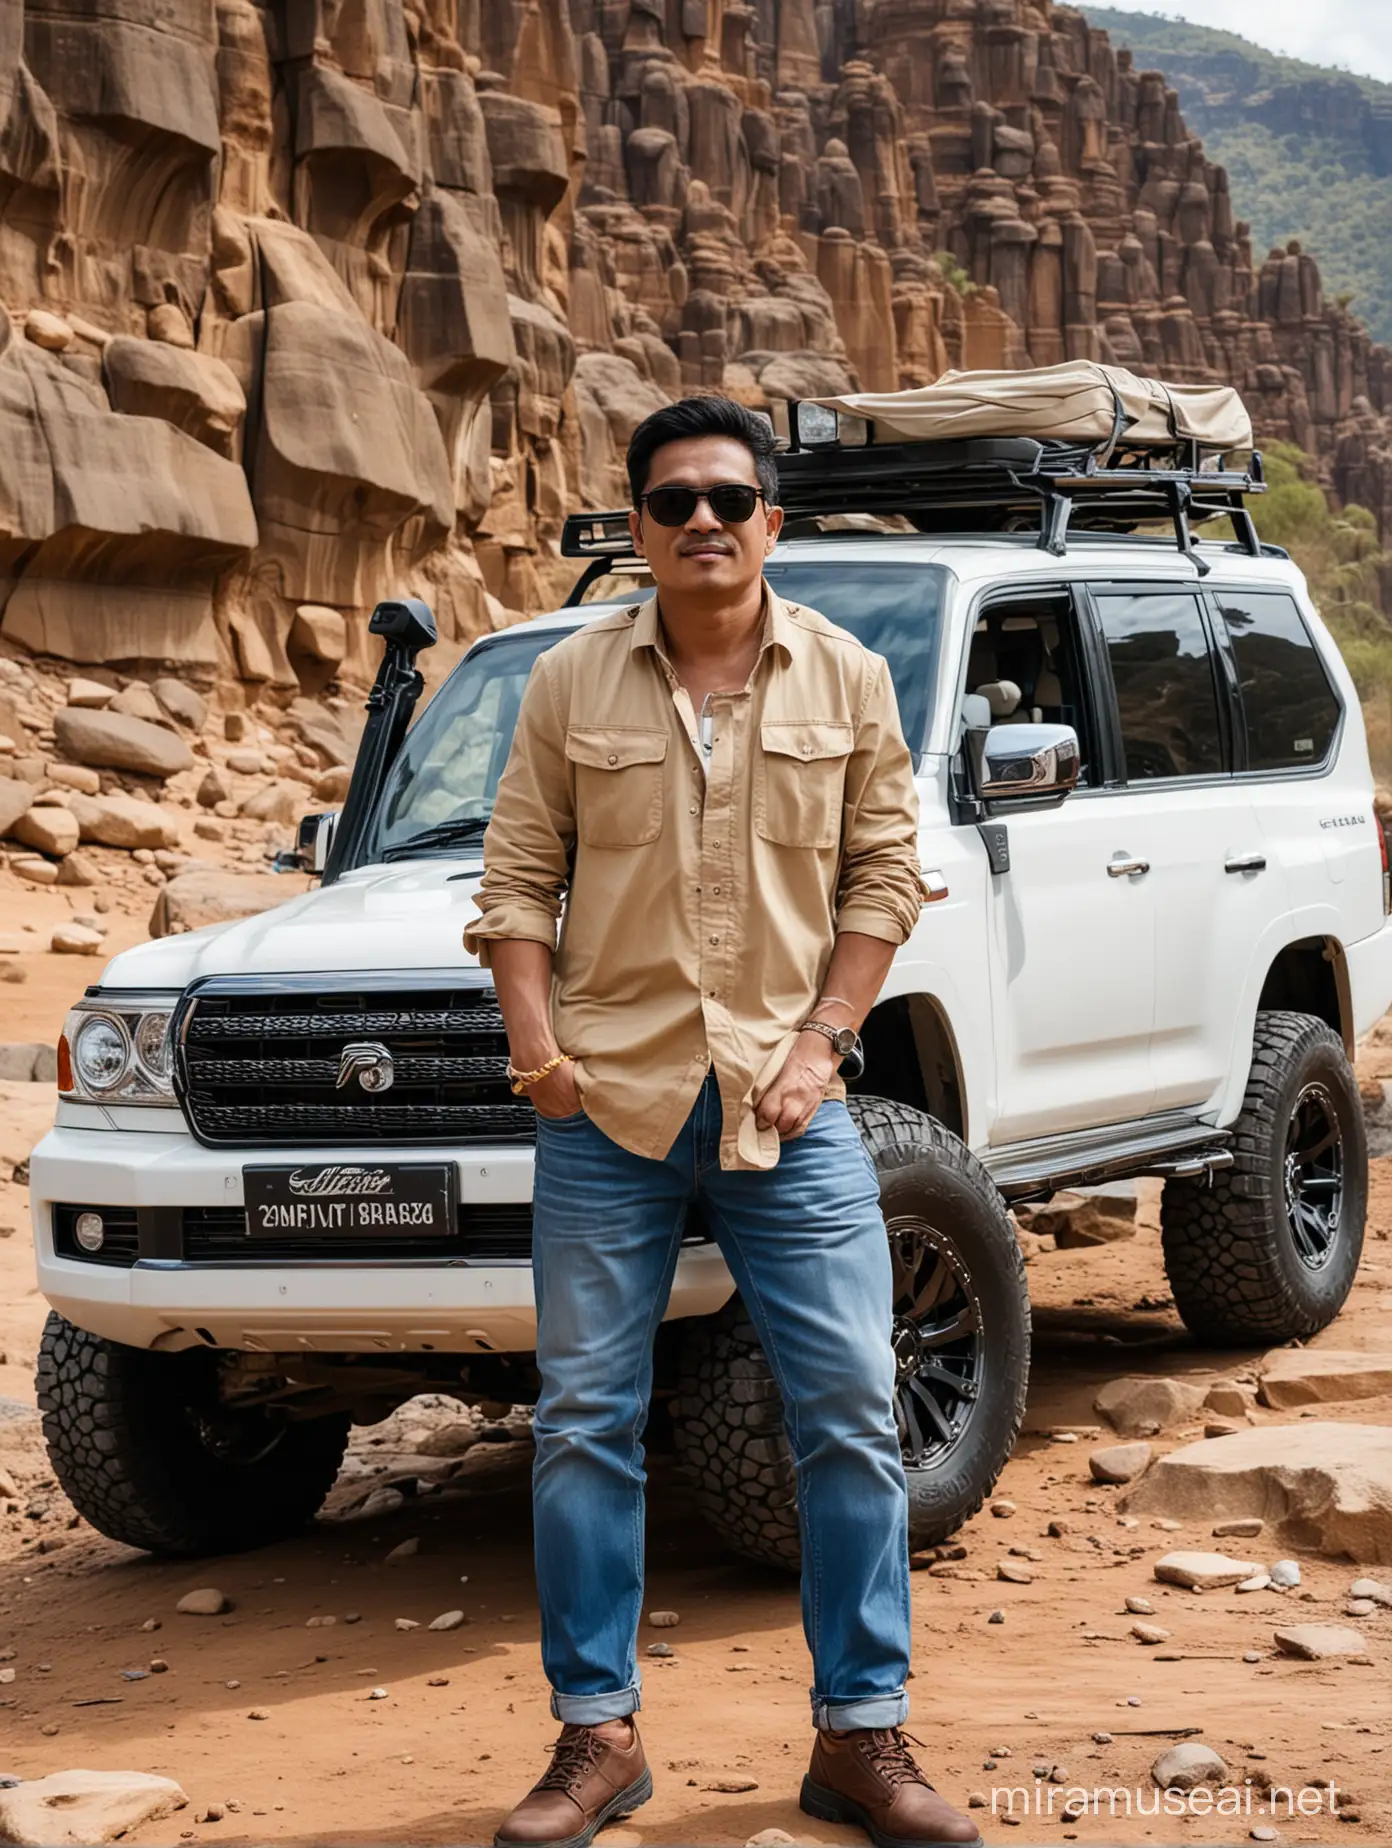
[{"x1": 1084, "y1": 7, "x2": 1392, "y2": 342}]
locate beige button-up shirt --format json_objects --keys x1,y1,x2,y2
[{"x1": 463, "y1": 587, "x2": 925, "y2": 1169}]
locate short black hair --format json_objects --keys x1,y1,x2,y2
[{"x1": 626, "y1": 395, "x2": 780, "y2": 508}]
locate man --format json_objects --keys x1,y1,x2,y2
[{"x1": 464, "y1": 395, "x2": 980, "y2": 1848}]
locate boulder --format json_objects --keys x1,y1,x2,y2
[
  {"x1": 290, "y1": 605, "x2": 348, "y2": 665},
  {"x1": 24, "y1": 309, "x2": 74, "y2": 352},
  {"x1": 175, "y1": 1587, "x2": 228, "y2": 1615},
  {"x1": 0, "y1": 1043, "x2": 57, "y2": 1082},
  {"x1": 1273, "y1": 1623, "x2": 1368, "y2": 1660},
  {"x1": 313, "y1": 765, "x2": 351, "y2": 804},
  {"x1": 46, "y1": 764, "x2": 101, "y2": 795},
  {"x1": 103, "y1": 339, "x2": 246, "y2": 456},
  {"x1": 148, "y1": 303, "x2": 196, "y2": 347},
  {"x1": 287, "y1": 697, "x2": 352, "y2": 766},
  {"x1": 57, "y1": 851, "x2": 100, "y2": 887},
  {"x1": 150, "y1": 868, "x2": 311, "y2": 937},
  {"x1": 152, "y1": 679, "x2": 208, "y2": 731},
  {"x1": 1203, "y1": 1382, "x2": 1253, "y2": 1418},
  {"x1": 12, "y1": 857, "x2": 58, "y2": 884},
  {"x1": 239, "y1": 781, "x2": 299, "y2": 824},
  {"x1": 1150, "y1": 1743, "x2": 1227, "y2": 1790},
  {"x1": 1094, "y1": 1375, "x2": 1207, "y2": 1437},
  {"x1": 1153, "y1": 1550, "x2": 1258, "y2": 1590},
  {"x1": 0, "y1": 1769, "x2": 187, "y2": 1845},
  {"x1": 1257, "y1": 1349, "x2": 1392, "y2": 1408},
  {"x1": 68, "y1": 793, "x2": 180, "y2": 850},
  {"x1": 13, "y1": 806, "x2": 79, "y2": 857},
  {"x1": 51, "y1": 924, "x2": 103, "y2": 955},
  {"x1": 65, "y1": 678, "x2": 114, "y2": 708},
  {"x1": 108, "y1": 683, "x2": 167, "y2": 726},
  {"x1": 0, "y1": 777, "x2": 37, "y2": 838},
  {"x1": 53, "y1": 708, "x2": 194, "y2": 779},
  {"x1": 196, "y1": 767, "x2": 230, "y2": 808},
  {"x1": 1122, "y1": 1423, "x2": 1392, "y2": 1563},
  {"x1": 1021, "y1": 1186, "x2": 1137, "y2": 1248},
  {"x1": 1089, "y1": 1441, "x2": 1152, "y2": 1484}
]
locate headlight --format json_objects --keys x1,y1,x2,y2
[
  {"x1": 72, "y1": 1015, "x2": 130, "y2": 1093},
  {"x1": 59, "y1": 992, "x2": 183, "y2": 1106}
]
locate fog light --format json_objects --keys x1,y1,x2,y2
[{"x1": 75, "y1": 1211, "x2": 105, "y2": 1253}]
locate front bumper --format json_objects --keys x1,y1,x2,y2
[{"x1": 30, "y1": 1123, "x2": 734, "y2": 1356}]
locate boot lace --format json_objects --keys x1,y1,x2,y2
[
  {"x1": 538, "y1": 1728, "x2": 605, "y2": 1795},
  {"x1": 860, "y1": 1728, "x2": 932, "y2": 1790}
]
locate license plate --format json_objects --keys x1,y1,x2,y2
[{"x1": 243, "y1": 1162, "x2": 455, "y2": 1237}]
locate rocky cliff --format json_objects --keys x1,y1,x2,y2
[{"x1": 4, "y1": 0, "x2": 1392, "y2": 704}]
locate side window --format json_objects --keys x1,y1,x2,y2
[
  {"x1": 965, "y1": 595, "x2": 1097, "y2": 785},
  {"x1": 1094, "y1": 591, "x2": 1224, "y2": 781},
  {"x1": 1216, "y1": 591, "x2": 1341, "y2": 772}
]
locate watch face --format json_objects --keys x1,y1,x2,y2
[{"x1": 833, "y1": 1026, "x2": 858, "y2": 1055}]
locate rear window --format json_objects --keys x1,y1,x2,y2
[{"x1": 1216, "y1": 591, "x2": 1341, "y2": 772}]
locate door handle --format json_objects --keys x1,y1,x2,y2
[
  {"x1": 1225, "y1": 853, "x2": 1267, "y2": 875},
  {"x1": 1107, "y1": 854, "x2": 1150, "y2": 879}
]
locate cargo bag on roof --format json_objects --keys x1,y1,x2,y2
[{"x1": 810, "y1": 360, "x2": 1252, "y2": 454}]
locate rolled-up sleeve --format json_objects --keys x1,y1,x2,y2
[
  {"x1": 462, "y1": 652, "x2": 573, "y2": 967},
  {"x1": 834, "y1": 654, "x2": 925, "y2": 945}
]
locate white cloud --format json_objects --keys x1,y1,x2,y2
[{"x1": 1091, "y1": 1, "x2": 1392, "y2": 85}]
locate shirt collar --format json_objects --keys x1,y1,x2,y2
[{"x1": 629, "y1": 582, "x2": 798, "y2": 662}]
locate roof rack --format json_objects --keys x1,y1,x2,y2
[{"x1": 560, "y1": 410, "x2": 1267, "y2": 590}]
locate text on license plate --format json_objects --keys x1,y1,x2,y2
[{"x1": 242, "y1": 1162, "x2": 455, "y2": 1236}]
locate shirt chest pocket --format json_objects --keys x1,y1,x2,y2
[
  {"x1": 755, "y1": 720, "x2": 854, "y2": 849},
  {"x1": 565, "y1": 727, "x2": 669, "y2": 848}
]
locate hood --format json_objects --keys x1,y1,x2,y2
[{"x1": 98, "y1": 859, "x2": 488, "y2": 991}]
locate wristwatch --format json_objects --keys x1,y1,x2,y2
[{"x1": 799, "y1": 1018, "x2": 866, "y2": 1079}]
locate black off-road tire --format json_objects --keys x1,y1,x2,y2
[
  {"x1": 671, "y1": 1098, "x2": 1030, "y2": 1570},
  {"x1": 37, "y1": 1312, "x2": 350, "y2": 1557},
  {"x1": 1161, "y1": 1011, "x2": 1366, "y2": 1345}
]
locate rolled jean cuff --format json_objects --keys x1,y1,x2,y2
[
  {"x1": 813, "y1": 1689, "x2": 910, "y2": 1732},
  {"x1": 550, "y1": 1683, "x2": 642, "y2": 1725}
]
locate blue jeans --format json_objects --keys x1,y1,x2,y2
[{"x1": 531, "y1": 1074, "x2": 911, "y2": 1731}]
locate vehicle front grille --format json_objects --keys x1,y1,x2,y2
[
  {"x1": 175, "y1": 974, "x2": 534, "y2": 1149},
  {"x1": 182, "y1": 1204, "x2": 533, "y2": 1263}
]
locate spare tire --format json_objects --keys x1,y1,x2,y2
[{"x1": 671, "y1": 1098, "x2": 1031, "y2": 1569}]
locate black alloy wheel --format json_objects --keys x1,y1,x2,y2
[{"x1": 1283, "y1": 1081, "x2": 1344, "y2": 1271}]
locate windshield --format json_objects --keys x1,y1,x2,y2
[{"x1": 365, "y1": 562, "x2": 948, "y2": 863}]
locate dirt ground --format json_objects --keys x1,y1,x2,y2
[{"x1": 0, "y1": 872, "x2": 1389, "y2": 1847}]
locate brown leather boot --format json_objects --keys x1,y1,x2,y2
[
  {"x1": 494, "y1": 1719, "x2": 652, "y2": 1848},
  {"x1": 800, "y1": 1728, "x2": 983, "y2": 1848}
]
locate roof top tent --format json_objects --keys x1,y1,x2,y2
[{"x1": 561, "y1": 361, "x2": 1274, "y2": 604}]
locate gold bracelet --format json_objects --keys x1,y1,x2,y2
[{"x1": 507, "y1": 1053, "x2": 572, "y2": 1095}]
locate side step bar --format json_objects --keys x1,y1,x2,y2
[{"x1": 982, "y1": 1116, "x2": 1233, "y2": 1203}]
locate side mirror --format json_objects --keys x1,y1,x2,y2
[
  {"x1": 273, "y1": 810, "x2": 339, "y2": 875},
  {"x1": 975, "y1": 724, "x2": 1080, "y2": 807}
]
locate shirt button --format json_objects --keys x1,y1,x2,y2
[
  {"x1": 688, "y1": 802, "x2": 699, "y2": 815},
  {"x1": 710, "y1": 935, "x2": 720, "y2": 945},
  {"x1": 713, "y1": 885, "x2": 721, "y2": 894},
  {"x1": 712, "y1": 840, "x2": 721, "y2": 849},
  {"x1": 607, "y1": 753, "x2": 618, "y2": 765}
]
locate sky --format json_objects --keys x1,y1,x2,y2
[{"x1": 1088, "y1": 1, "x2": 1392, "y2": 85}]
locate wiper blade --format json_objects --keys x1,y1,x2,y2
[{"x1": 380, "y1": 818, "x2": 491, "y2": 861}]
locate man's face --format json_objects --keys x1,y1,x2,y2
[{"x1": 628, "y1": 436, "x2": 783, "y2": 601}]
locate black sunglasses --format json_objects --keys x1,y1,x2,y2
[{"x1": 639, "y1": 483, "x2": 765, "y2": 526}]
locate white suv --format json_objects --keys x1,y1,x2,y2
[{"x1": 30, "y1": 426, "x2": 1392, "y2": 1566}]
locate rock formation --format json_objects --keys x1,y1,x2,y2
[{"x1": 3, "y1": 0, "x2": 1392, "y2": 702}]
